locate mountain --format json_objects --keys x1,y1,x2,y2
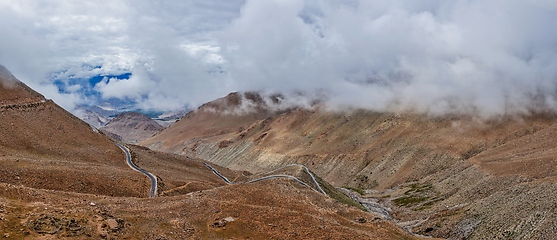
[
  {"x1": 78, "y1": 109, "x2": 110, "y2": 127},
  {"x1": 100, "y1": 112, "x2": 165, "y2": 144},
  {"x1": 142, "y1": 92, "x2": 285, "y2": 150},
  {"x1": 0, "y1": 65, "x2": 151, "y2": 197},
  {"x1": 0, "y1": 65, "x2": 44, "y2": 104},
  {"x1": 0, "y1": 67, "x2": 420, "y2": 239},
  {"x1": 75, "y1": 104, "x2": 188, "y2": 128},
  {"x1": 154, "y1": 108, "x2": 189, "y2": 127},
  {"x1": 142, "y1": 91, "x2": 557, "y2": 239}
]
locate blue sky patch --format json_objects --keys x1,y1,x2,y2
[{"x1": 88, "y1": 73, "x2": 132, "y2": 87}]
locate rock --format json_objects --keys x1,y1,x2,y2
[
  {"x1": 29, "y1": 216, "x2": 62, "y2": 234},
  {"x1": 106, "y1": 219, "x2": 119, "y2": 230},
  {"x1": 210, "y1": 220, "x2": 227, "y2": 228},
  {"x1": 66, "y1": 219, "x2": 82, "y2": 232},
  {"x1": 89, "y1": 202, "x2": 96, "y2": 206},
  {"x1": 211, "y1": 217, "x2": 234, "y2": 228},
  {"x1": 356, "y1": 217, "x2": 367, "y2": 223}
]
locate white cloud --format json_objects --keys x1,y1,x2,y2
[
  {"x1": 0, "y1": 0, "x2": 556, "y2": 117},
  {"x1": 94, "y1": 64, "x2": 156, "y2": 100},
  {"x1": 221, "y1": 0, "x2": 557, "y2": 116},
  {"x1": 31, "y1": 83, "x2": 84, "y2": 111}
]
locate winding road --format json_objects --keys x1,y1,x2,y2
[
  {"x1": 247, "y1": 174, "x2": 314, "y2": 189},
  {"x1": 115, "y1": 143, "x2": 158, "y2": 198},
  {"x1": 201, "y1": 161, "x2": 327, "y2": 196},
  {"x1": 260, "y1": 164, "x2": 327, "y2": 195},
  {"x1": 202, "y1": 162, "x2": 231, "y2": 184}
]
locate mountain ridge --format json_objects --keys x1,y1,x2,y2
[{"x1": 0, "y1": 65, "x2": 45, "y2": 104}]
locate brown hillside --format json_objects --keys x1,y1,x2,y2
[
  {"x1": 0, "y1": 66, "x2": 148, "y2": 197},
  {"x1": 0, "y1": 179, "x2": 428, "y2": 239},
  {"x1": 100, "y1": 112, "x2": 164, "y2": 144},
  {"x1": 142, "y1": 92, "x2": 557, "y2": 239},
  {"x1": 145, "y1": 92, "x2": 280, "y2": 148},
  {"x1": 0, "y1": 141, "x2": 424, "y2": 239}
]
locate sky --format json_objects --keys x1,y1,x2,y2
[{"x1": 0, "y1": 0, "x2": 556, "y2": 117}]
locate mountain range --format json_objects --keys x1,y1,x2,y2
[
  {"x1": 3, "y1": 63, "x2": 557, "y2": 239},
  {"x1": 142, "y1": 91, "x2": 557, "y2": 239}
]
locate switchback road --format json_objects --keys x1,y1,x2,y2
[
  {"x1": 115, "y1": 143, "x2": 157, "y2": 198},
  {"x1": 201, "y1": 161, "x2": 327, "y2": 196}
]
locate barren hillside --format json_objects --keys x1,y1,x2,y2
[
  {"x1": 100, "y1": 112, "x2": 165, "y2": 144},
  {"x1": 143, "y1": 92, "x2": 557, "y2": 239},
  {"x1": 0, "y1": 67, "x2": 151, "y2": 197}
]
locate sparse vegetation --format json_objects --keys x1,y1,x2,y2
[
  {"x1": 393, "y1": 196, "x2": 430, "y2": 207},
  {"x1": 343, "y1": 186, "x2": 366, "y2": 196},
  {"x1": 393, "y1": 183, "x2": 437, "y2": 208},
  {"x1": 415, "y1": 197, "x2": 443, "y2": 211},
  {"x1": 461, "y1": 144, "x2": 486, "y2": 159},
  {"x1": 404, "y1": 183, "x2": 433, "y2": 195},
  {"x1": 312, "y1": 172, "x2": 367, "y2": 211}
]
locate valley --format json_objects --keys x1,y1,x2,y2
[
  {"x1": 2, "y1": 1, "x2": 554, "y2": 239},
  {"x1": 0, "y1": 66, "x2": 423, "y2": 239}
]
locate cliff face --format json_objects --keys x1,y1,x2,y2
[{"x1": 142, "y1": 91, "x2": 557, "y2": 239}]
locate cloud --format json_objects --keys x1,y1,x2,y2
[
  {"x1": 94, "y1": 64, "x2": 156, "y2": 100},
  {"x1": 1, "y1": 0, "x2": 556, "y2": 117},
  {"x1": 0, "y1": 0, "x2": 244, "y2": 112},
  {"x1": 221, "y1": 0, "x2": 557, "y2": 116}
]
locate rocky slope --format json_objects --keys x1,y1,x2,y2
[
  {"x1": 142, "y1": 92, "x2": 557, "y2": 239},
  {"x1": 100, "y1": 112, "x2": 165, "y2": 144}
]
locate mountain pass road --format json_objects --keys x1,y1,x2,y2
[{"x1": 115, "y1": 143, "x2": 157, "y2": 198}]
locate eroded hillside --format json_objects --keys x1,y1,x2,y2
[{"x1": 142, "y1": 92, "x2": 557, "y2": 239}]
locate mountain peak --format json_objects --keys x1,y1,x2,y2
[
  {"x1": 0, "y1": 65, "x2": 44, "y2": 104},
  {"x1": 0, "y1": 64, "x2": 20, "y2": 87}
]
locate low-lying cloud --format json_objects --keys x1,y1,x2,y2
[
  {"x1": 1, "y1": 0, "x2": 556, "y2": 117},
  {"x1": 222, "y1": 0, "x2": 557, "y2": 116}
]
